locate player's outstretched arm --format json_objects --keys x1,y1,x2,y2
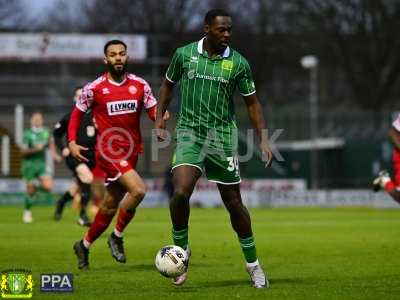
[
  {"x1": 243, "y1": 93, "x2": 273, "y2": 167},
  {"x1": 155, "y1": 79, "x2": 175, "y2": 141},
  {"x1": 67, "y1": 107, "x2": 88, "y2": 162}
]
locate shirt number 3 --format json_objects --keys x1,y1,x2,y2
[{"x1": 227, "y1": 156, "x2": 239, "y2": 172}]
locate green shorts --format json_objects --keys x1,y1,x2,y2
[
  {"x1": 21, "y1": 159, "x2": 49, "y2": 182},
  {"x1": 172, "y1": 131, "x2": 241, "y2": 184}
]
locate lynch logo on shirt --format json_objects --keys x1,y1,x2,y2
[{"x1": 107, "y1": 100, "x2": 138, "y2": 116}]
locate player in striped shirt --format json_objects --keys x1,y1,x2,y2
[{"x1": 155, "y1": 9, "x2": 273, "y2": 288}]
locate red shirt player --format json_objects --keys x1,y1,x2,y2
[
  {"x1": 373, "y1": 114, "x2": 400, "y2": 205},
  {"x1": 68, "y1": 39, "x2": 168, "y2": 269}
]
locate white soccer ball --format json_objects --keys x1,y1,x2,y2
[{"x1": 155, "y1": 245, "x2": 188, "y2": 278}]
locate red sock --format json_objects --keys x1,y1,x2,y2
[
  {"x1": 84, "y1": 210, "x2": 114, "y2": 244},
  {"x1": 385, "y1": 181, "x2": 396, "y2": 193},
  {"x1": 115, "y1": 208, "x2": 135, "y2": 233}
]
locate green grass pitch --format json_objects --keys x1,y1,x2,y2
[{"x1": 0, "y1": 206, "x2": 399, "y2": 300}]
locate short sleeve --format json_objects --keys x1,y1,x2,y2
[
  {"x1": 393, "y1": 115, "x2": 400, "y2": 132},
  {"x1": 237, "y1": 59, "x2": 256, "y2": 96},
  {"x1": 165, "y1": 49, "x2": 184, "y2": 83},
  {"x1": 143, "y1": 81, "x2": 157, "y2": 109},
  {"x1": 76, "y1": 83, "x2": 94, "y2": 112}
]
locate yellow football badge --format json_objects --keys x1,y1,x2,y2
[
  {"x1": 222, "y1": 60, "x2": 233, "y2": 71},
  {"x1": 1, "y1": 269, "x2": 33, "y2": 298}
]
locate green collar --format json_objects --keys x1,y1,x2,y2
[{"x1": 31, "y1": 126, "x2": 44, "y2": 133}]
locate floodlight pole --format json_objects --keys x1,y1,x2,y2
[{"x1": 301, "y1": 56, "x2": 319, "y2": 189}]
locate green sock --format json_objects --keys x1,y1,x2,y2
[
  {"x1": 239, "y1": 235, "x2": 257, "y2": 263},
  {"x1": 36, "y1": 187, "x2": 54, "y2": 203},
  {"x1": 172, "y1": 228, "x2": 188, "y2": 250},
  {"x1": 24, "y1": 194, "x2": 33, "y2": 210},
  {"x1": 43, "y1": 190, "x2": 54, "y2": 203}
]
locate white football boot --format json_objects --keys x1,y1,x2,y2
[
  {"x1": 246, "y1": 260, "x2": 269, "y2": 289},
  {"x1": 23, "y1": 210, "x2": 33, "y2": 223}
]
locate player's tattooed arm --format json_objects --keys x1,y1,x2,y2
[{"x1": 243, "y1": 93, "x2": 273, "y2": 167}]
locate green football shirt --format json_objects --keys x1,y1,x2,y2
[
  {"x1": 22, "y1": 127, "x2": 50, "y2": 162},
  {"x1": 166, "y1": 37, "x2": 256, "y2": 144}
]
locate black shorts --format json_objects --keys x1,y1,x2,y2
[{"x1": 65, "y1": 154, "x2": 95, "y2": 176}]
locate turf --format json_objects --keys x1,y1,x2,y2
[{"x1": 0, "y1": 206, "x2": 399, "y2": 300}]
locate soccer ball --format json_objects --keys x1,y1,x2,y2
[{"x1": 155, "y1": 245, "x2": 188, "y2": 278}]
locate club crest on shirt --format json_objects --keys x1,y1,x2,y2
[
  {"x1": 87, "y1": 89, "x2": 94, "y2": 97},
  {"x1": 86, "y1": 126, "x2": 95, "y2": 137},
  {"x1": 222, "y1": 60, "x2": 233, "y2": 71},
  {"x1": 107, "y1": 100, "x2": 138, "y2": 116},
  {"x1": 128, "y1": 85, "x2": 137, "y2": 94}
]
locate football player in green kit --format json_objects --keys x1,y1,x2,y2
[
  {"x1": 20, "y1": 111, "x2": 60, "y2": 223},
  {"x1": 155, "y1": 9, "x2": 273, "y2": 288}
]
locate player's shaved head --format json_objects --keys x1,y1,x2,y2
[
  {"x1": 104, "y1": 40, "x2": 127, "y2": 55},
  {"x1": 203, "y1": 9, "x2": 232, "y2": 54},
  {"x1": 204, "y1": 9, "x2": 230, "y2": 25}
]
